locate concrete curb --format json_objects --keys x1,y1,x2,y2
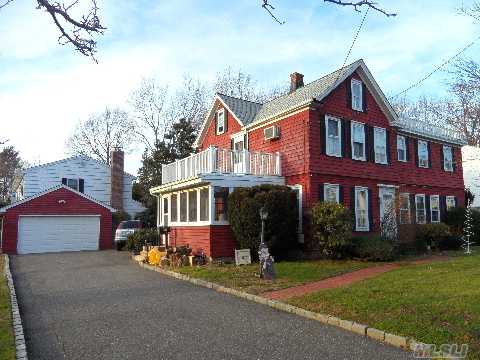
[
  {"x1": 3, "y1": 255, "x2": 28, "y2": 360},
  {"x1": 136, "y1": 259, "x2": 427, "y2": 354}
]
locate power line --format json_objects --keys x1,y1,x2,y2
[
  {"x1": 333, "y1": 6, "x2": 370, "y2": 85},
  {"x1": 390, "y1": 34, "x2": 480, "y2": 99}
]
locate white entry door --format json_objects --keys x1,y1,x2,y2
[
  {"x1": 232, "y1": 133, "x2": 247, "y2": 173},
  {"x1": 17, "y1": 216, "x2": 100, "y2": 254},
  {"x1": 379, "y1": 187, "x2": 396, "y2": 221}
]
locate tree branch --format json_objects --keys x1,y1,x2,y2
[
  {"x1": 324, "y1": 0, "x2": 396, "y2": 17},
  {"x1": 261, "y1": 0, "x2": 285, "y2": 24},
  {"x1": 36, "y1": 0, "x2": 105, "y2": 61},
  {"x1": 0, "y1": 0, "x2": 13, "y2": 9}
]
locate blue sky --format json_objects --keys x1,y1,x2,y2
[{"x1": 0, "y1": 0, "x2": 478, "y2": 174}]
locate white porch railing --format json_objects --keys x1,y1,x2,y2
[{"x1": 161, "y1": 146, "x2": 282, "y2": 184}]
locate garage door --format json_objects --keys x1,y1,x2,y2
[{"x1": 17, "y1": 216, "x2": 100, "y2": 254}]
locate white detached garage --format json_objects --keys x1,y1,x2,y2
[{"x1": 0, "y1": 185, "x2": 115, "y2": 254}]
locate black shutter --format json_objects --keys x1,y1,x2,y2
[
  {"x1": 351, "y1": 187, "x2": 356, "y2": 230},
  {"x1": 366, "y1": 126, "x2": 374, "y2": 162},
  {"x1": 339, "y1": 185, "x2": 344, "y2": 204},
  {"x1": 224, "y1": 111, "x2": 228, "y2": 132},
  {"x1": 440, "y1": 145, "x2": 445, "y2": 170},
  {"x1": 452, "y1": 147, "x2": 456, "y2": 172},
  {"x1": 230, "y1": 138, "x2": 234, "y2": 150},
  {"x1": 405, "y1": 137, "x2": 410, "y2": 162},
  {"x1": 319, "y1": 184, "x2": 325, "y2": 202},
  {"x1": 362, "y1": 83, "x2": 368, "y2": 112},
  {"x1": 440, "y1": 195, "x2": 447, "y2": 222},
  {"x1": 410, "y1": 194, "x2": 417, "y2": 224},
  {"x1": 214, "y1": 112, "x2": 218, "y2": 135},
  {"x1": 454, "y1": 197, "x2": 458, "y2": 208},
  {"x1": 346, "y1": 78, "x2": 352, "y2": 109},
  {"x1": 368, "y1": 189, "x2": 374, "y2": 231},
  {"x1": 425, "y1": 195, "x2": 431, "y2": 223},
  {"x1": 61, "y1": 178, "x2": 67, "y2": 185},
  {"x1": 414, "y1": 139, "x2": 419, "y2": 167},
  {"x1": 341, "y1": 119, "x2": 346, "y2": 158},
  {"x1": 427, "y1": 142, "x2": 432, "y2": 168},
  {"x1": 79, "y1": 179, "x2": 85, "y2": 193},
  {"x1": 320, "y1": 116, "x2": 326, "y2": 154},
  {"x1": 385, "y1": 129, "x2": 391, "y2": 164},
  {"x1": 244, "y1": 134, "x2": 248, "y2": 150},
  {"x1": 344, "y1": 119, "x2": 351, "y2": 159}
]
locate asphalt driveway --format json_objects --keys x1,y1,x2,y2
[{"x1": 10, "y1": 251, "x2": 413, "y2": 360}]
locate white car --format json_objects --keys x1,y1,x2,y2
[{"x1": 114, "y1": 220, "x2": 143, "y2": 249}]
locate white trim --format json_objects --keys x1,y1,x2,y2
[
  {"x1": 415, "y1": 194, "x2": 426, "y2": 224},
  {"x1": 354, "y1": 186, "x2": 369, "y2": 232},
  {"x1": 324, "y1": 183, "x2": 340, "y2": 203},
  {"x1": 396, "y1": 135, "x2": 407, "y2": 162},
  {"x1": 351, "y1": 78, "x2": 363, "y2": 111},
  {"x1": 418, "y1": 140, "x2": 429, "y2": 168},
  {"x1": 18, "y1": 214, "x2": 101, "y2": 217},
  {"x1": 373, "y1": 126, "x2": 388, "y2": 164},
  {"x1": 0, "y1": 185, "x2": 116, "y2": 213},
  {"x1": 288, "y1": 184, "x2": 303, "y2": 243},
  {"x1": 443, "y1": 145, "x2": 454, "y2": 172},
  {"x1": 325, "y1": 115, "x2": 342, "y2": 157},
  {"x1": 216, "y1": 108, "x2": 226, "y2": 135},
  {"x1": 351, "y1": 121, "x2": 366, "y2": 161},
  {"x1": 430, "y1": 195, "x2": 440, "y2": 223},
  {"x1": 377, "y1": 184, "x2": 399, "y2": 188},
  {"x1": 378, "y1": 186, "x2": 395, "y2": 222}
]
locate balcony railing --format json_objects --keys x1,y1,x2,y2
[
  {"x1": 161, "y1": 146, "x2": 282, "y2": 185},
  {"x1": 394, "y1": 116, "x2": 466, "y2": 144}
]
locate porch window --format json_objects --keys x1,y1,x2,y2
[
  {"x1": 180, "y1": 192, "x2": 187, "y2": 222},
  {"x1": 170, "y1": 194, "x2": 178, "y2": 222},
  {"x1": 351, "y1": 79, "x2": 363, "y2": 111},
  {"x1": 418, "y1": 140, "x2": 429, "y2": 168},
  {"x1": 374, "y1": 127, "x2": 387, "y2": 164},
  {"x1": 399, "y1": 193, "x2": 410, "y2": 224},
  {"x1": 351, "y1": 122, "x2": 366, "y2": 161},
  {"x1": 163, "y1": 197, "x2": 169, "y2": 226},
  {"x1": 415, "y1": 194, "x2": 426, "y2": 224},
  {"x1": 326, "y1": 116, "x2": 341, "y2": 157},
  {"x1": 324, "y1": 184, "x2": 339, "y2": 203},
  {"x1": 200, "y1": 188, "x2": 209, "y2": 221},
  {"x1": 443, "y1": 145, "x2": 453, "y2": 171},
  {"x1": 214, "y1": 187, "x2": 229, "y2": 221},
  {"x1": 397, "y1": 135, "x2": 406, "y2": 162},
  {"x1": 188, "y1": 190, "x2": 198, "y2": 222},
  {"x1": 446, "y1": 196, "x2": 456, "y2": 211},
  {"x1": 430, "y1": 195, "x2": 440, "y2": 223},
  {"x1": 355, "y1": 187, "x2": 369, "y2": 231}
]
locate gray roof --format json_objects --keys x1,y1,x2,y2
[
  {"x1": 216, "y1": 93, "x2": 262, "y2": 125},
  {"x1": 216, "y1": 60, "x2": 361, "y2": 127}
]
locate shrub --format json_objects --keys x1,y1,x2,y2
[
  {"x1": 227, "y1": 185, "x2": 298, "y2": 259},
  {"x1": 350, "y1": 235, "x2": 396, "y2": 261},
  {"x1": 126, "y1": 228, "x2": 160, "y2": 253},
  {"x1": 415, "y1": 223, "x2": 451, "y2": 251},
  {"x1": 311, "y1": 202, "x2": 353, "y2": 258}
]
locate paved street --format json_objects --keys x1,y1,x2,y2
[{"x1": 10, "y1": 251, "x2": 412, "y2": 360}]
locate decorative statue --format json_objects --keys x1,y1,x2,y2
[{"x1": 258, "y1": 207, "x2": 276, "y2": 280}]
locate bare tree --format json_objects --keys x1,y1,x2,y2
[
  {"x1": 261, "y1": 0, "x2": 396, "y2": 24},
  {"x1": 0, "y1": 0, "x2": 105, "y2": 60},
  {"x1": 66, "y1": 107, "x2": 134, "y2": 164},
  {"x1": 0, "y1": 146, "x2": 24, "y2": 204},
  {"x1": 460, "y1": 1, "x2": 480, "y2": 22},
  {"x1": 129, "y1": 78, "x2": 170, "y2": 152}
]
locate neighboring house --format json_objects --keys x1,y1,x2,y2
[
  {"x1": 462, "y1": 145, "x2": 480, "y2": 209},
  {"x1": 18, "y1": 151, "x2": 145, "y2": 217},
  {"x1": 151, "y1": 59, "x2": 466, "y2": 258},
  {"x1": 0, "y1": 150, "x2": 145, "y2": 254}
]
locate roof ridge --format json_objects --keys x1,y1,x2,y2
[{"x1": 216, "y1": 92, "x2": 263, "y2": 105}]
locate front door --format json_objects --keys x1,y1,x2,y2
[
  {"x1": 379, "y1": 186, "x2": 397, "y2": 238},
  {"x1": 232, "y1": 133, "x2": 246, "y2": 173}
]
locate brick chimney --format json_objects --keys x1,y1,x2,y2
[
  {"x1": 110, "y1": 148, "x2": 124, "y2": 210},
  {"x1": 290, "y1": 72, "x2": 304, "y2": 93}
]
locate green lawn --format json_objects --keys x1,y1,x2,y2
[
  {"x1": 0, "y1": 255, "x2": 15, "y2": 360},
  {"x1": 288, "y1": 251, "x2": 480, "y2": 359},
  {"x1": 174, "y1": 259, "x2": 379, "y2": 295}
]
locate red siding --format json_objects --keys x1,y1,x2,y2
[
  {"x1": 169, "y1": 225, "x2": 235, "y2": 258},
  {"x1": 198, "y1": 101, "x2": 242, "y2": 151},
  {"x1": 1, "y1": 187, "x2": 112, "y2": 254}
]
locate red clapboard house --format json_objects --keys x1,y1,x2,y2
[{"x1": 150, "y1": 59, "x2": 466, "y2": 258}]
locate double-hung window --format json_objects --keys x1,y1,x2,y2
[
  {"x1": 443, "y1": 145, "x2": 454, "y2": 172},
  {"x1": 399, "y1": 193, "x2": 410, "y2": 224},
  {"x1": 324, "y1": 184, "x2": 340, "y2": 203},
  {"x1": 415, "y1": 194, "x2": 426, "y2": 224},
  {"x1": 179, "y1": 192, "x2": 187, "y2": 222},
  {"x1": 351, "y1": 79, "x2": 363, "y2": 111},
  {"x1": 418, "y1": 140, "x2": 429, "y2": 168},
  {"x1": 355, "y1": 187, "x2": 369, "y2": 231},
  {"x1": 170, "y1": 194, "x2": 178, "y2": 222},
  {"x1": 446, "y1": 196, "x2": 456, "y2": 211},
  {"x1": 430, "y1": 195, "x2": 440, "y2": 223},
  {"x1": 200, "y1": 188, "x2": 209, "y2": 222},
  {"x1": 216, "y1": 108, "x2": 226, "y2": 135},
  {"x1": 66, "y1": 178, "x2": 79, "y2": 191},
  {"x1": 397, "y1": 135, "x2": 407, "y2": 162},
  {"x1": 351, "y1": 122, "x2": 366, "y2": 161},
  {"x1": 326, "y1": 116, "x2": 342, "y2": 157},
  {"x1": 188, "y1": 190, "x2": 198, "y2": 222},
  {"x1": 374, "y1": 127, "x2": 387, "y2": 164}
]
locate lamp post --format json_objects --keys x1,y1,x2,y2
[{"x1": 258, "y1": 206, "x2": 276, "y2": 280}]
